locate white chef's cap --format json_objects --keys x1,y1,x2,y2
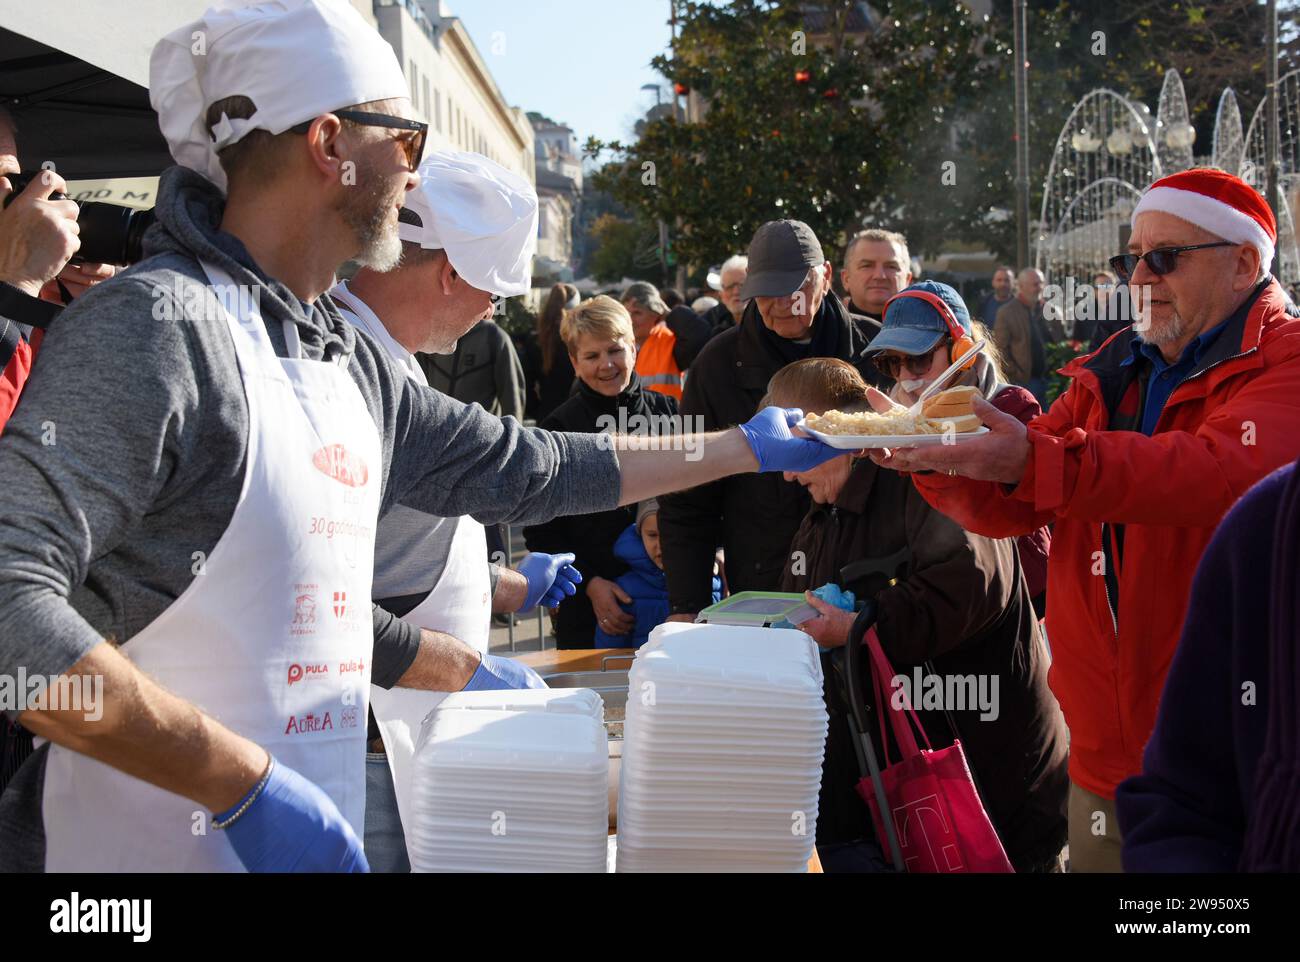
[
  {"x1": 398, "y1": 150, "x2": 538, "y2": 297},
  {"x1": 149, "y1": 0, "x2": 411, "y2": 193}
]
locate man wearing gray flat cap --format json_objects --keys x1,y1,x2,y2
[{"x1": 658, "y1": 219, "x2": 891, "y2": 621}]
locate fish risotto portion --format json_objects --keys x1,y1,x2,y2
[{"x1": 804, "y1": 408, "x2": 942, "y2": 437}]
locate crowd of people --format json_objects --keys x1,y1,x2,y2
[
  {"x1": 0, "y1": 0, "x2": 1298, "y2": 877},
  {"x1": 495, "y1": 169, "x2": 1300, "y2": 874}
]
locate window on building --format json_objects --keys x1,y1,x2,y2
[
  {"x1": 422, "y1": 77, "x2": 430, "y2": 124},
  {"x1": 409, "y1": 61, "x2": 419, "y2": 113},
  {"x1": 434, "y1": 88, "x2": 442, "y2": 132}
]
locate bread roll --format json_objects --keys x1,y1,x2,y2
[
  {"x1": 927, "y1": 413, "x2": 983, "y2": 434},
  {"x1": 922, "y1": 385, "x2": 979, "y2": 419}
]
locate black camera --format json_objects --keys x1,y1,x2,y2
[{"x1": 2, "y1": 171, "x2": 156, "y2": 266}]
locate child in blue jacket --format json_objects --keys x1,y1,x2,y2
[{"x1": 595, "y1": 499, "x2": 721, "y2": 648}]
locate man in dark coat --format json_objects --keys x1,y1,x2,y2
[{"x1": 657, "y1": 219, "x2": 888, "y2": 618}]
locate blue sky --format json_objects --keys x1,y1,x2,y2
[{"x1": 451, "y1": 0, "x2": 677, "y2": 149}]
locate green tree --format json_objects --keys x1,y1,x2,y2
[
  {"x1": 588, "y1": 0, "x2": 989, "y2": 267},
  {"x1": 589, "y1": 1, "x2": 1300, "y2": 270},
  {"x1": 586, "y1": 212, "x2": 665, "y2": 285}
]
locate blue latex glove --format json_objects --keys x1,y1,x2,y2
[
  {"x1": 738, "y1": 407, "x2": 841, "y2": 473},
  {"x1": 515, "y1": 551, "x2": 582, "y2": 611},
  {"x1": 773, "y1": 584, "x2": 857, "y2": 635},
  {"x1": 812, "y1": 582, "x2": 856, "y2": 613},
  {"x1": 220, "y1": 757, "x2": 369, "y2": 873},
  {"x1": 463, "y1": 652, "x2": 548, "y2": 691}
]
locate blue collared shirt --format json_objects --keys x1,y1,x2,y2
[{"x1": 1121, "y1": 317, "x2": 1233, "y2": 435}]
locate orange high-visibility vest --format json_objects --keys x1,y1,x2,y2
[{"x1": 635, "y1": 322, "x2": 683, "y2": 400}]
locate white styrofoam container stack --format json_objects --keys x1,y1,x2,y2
[
  {"x1": 408, "y1": 688, "x2": 609, "y2": 873},
  {"x1": 616, "y1": 622, "x2": 829, "y2": 872}
]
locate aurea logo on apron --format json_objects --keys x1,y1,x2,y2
[
  {"x1": 312, "y1": 444, "x2": 370, "y2": 487},
  {"x1": 285, "y1": 711, "x2": 334, "y2": 735},
  {"x1": 284, "y1": 707, "x2": 361, "y2": 734}
]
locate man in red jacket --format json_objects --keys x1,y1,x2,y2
[{"x1": 869, "y1": 168, "x2": 1300, "y2": 871}]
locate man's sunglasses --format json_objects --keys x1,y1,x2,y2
[
  {"x1": 873, "y1": 340, "x2": 948, "y2": 380},
  {"x1": 1108, "y1": 241, "x2": 1234, "y2": 283},
  {"x1": 291, "y1": 110, "x2": 428, "y2": 171}
]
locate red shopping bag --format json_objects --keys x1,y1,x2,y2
[{"x1": 853, "y1": 627, "x2": 1013, "y2": 873}]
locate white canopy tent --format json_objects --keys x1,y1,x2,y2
[{"x1": 1, "y1": 0, "x2": 208, "y2": 178}]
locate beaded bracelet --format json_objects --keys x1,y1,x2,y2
[{"x1": 212, "y1": 756, "x2": 274, "y2": 830}]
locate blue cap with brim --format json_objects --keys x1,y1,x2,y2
[{"x1": 866, "y1": 280, "x2": 973, "y2": 356}]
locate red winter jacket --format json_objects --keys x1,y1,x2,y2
[
  {"x1": 0, "y1": 323, "x2": 39, "y2": 433},
  {"x1": 988, "y1": 383, "x2": 1051, "y2": 603},
  {"x1": 913, "y1": 280, "x2": 1300, "y2": 798}
]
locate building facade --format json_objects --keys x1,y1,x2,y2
[
  {"x1": 364, "y1": 0, "x2": 535, "y2": 184},
  {"x1": 530, "y1": 112, "x2": 582, "y2": 280}
]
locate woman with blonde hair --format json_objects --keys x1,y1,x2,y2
[
  {"x1": 524, "y1": 296, "x2": 679, "y2": 647},
  {"x1": 772, "y1": 357, "x2": 1068, "y2": 873},
  {"x1": 866, "y1": 281, "x2": 1050, "y2": 617}
]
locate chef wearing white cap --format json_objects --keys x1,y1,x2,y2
[
  {"x1": 330, "y1": 151, "x2": 582, "y2": 869},
  {"x1": 0, "y1": 0, "x2": 839, "y2": 874}
]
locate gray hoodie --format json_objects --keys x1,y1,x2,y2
[{"x1": 0, "y1": 167, "x2": 620, "y2": 865}]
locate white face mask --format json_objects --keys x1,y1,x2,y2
[{"x1": 900, "y1": 377, "x2": 928, "y2": 394}]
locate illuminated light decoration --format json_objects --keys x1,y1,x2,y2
[
  {"x1": 673, "y1": 82, "x2": 689, "y2": 96},
  {"x1": 1155, "y1": 70, "x2": 1194, "y2": 173},
  {"x1": 1071, "y1": 128, "x2": 1102, "y2": 153},
  {"x1": 1164, "y1": 123, "x2": 1196, "y2": 150},
  {"x1": 1212, "y1": 88, "x2": 1245, "y2": 177},
  {"x1": 823, "y1": 88, "x2": 839, "y2": 100},
  {"x1": 794, "y1": 69, "x2": 811, "y2": 84},
  {"x1": 1243, "y1": 70, "x2": 1300, "y2": 283},
  {"x1": 1039, "y1": 88, "x2": 1161, "y2": 293}
]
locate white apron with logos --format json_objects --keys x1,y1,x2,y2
[
  {"x1": 331, "y1": 283, "x2": 493, "y2": 857},
  {"x1": 41, "y1": 262, "x2": 381, "y2": 871},
  {"x1": 368, "y1": 516, "x2": 490, "y2": 855}
]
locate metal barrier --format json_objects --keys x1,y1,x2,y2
[{"x1": 503, "y1": 523, "x2": 548, "y2": 653}]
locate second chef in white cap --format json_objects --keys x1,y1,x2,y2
[{"x1": 330, "y1": 151, "x2": 583, "y2": 870}]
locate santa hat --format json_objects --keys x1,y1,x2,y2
[{"x1": 1132, "y1": 168, "x2": 1277, "y2": 270}]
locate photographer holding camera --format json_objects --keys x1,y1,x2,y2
[
  {"x1": 0, "y1": 106, "x2": 116, "y2": 796},
  {"x1": 0, "y1": 106, "x2": 115, "y2": 432}
]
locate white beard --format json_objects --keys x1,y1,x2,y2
[
  {"x1": 1135, "y1": 310, "x2": 1190, "y2": 348},
  {"x1": 353, "y1": 222, "x2": 402, "y2": 273}
]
